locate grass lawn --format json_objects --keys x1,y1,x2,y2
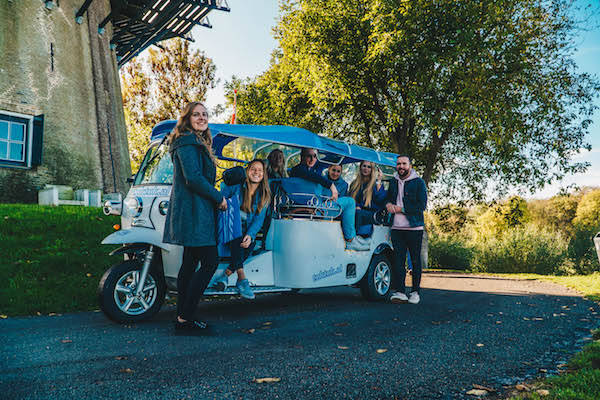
[{"x1": 0, "y1": 204, "x2": 120, "y2": 316}]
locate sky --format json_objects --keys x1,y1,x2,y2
[{"x1": 184, "y1": 0, "x2": 599, "y2": 199}]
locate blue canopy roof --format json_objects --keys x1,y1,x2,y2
[{"x1": 150, "y1": 121, "x2": 398, "y2": 167}]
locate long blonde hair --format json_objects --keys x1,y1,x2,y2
[
  {"x1": 242, "y1": 159, "x2": 271, "y2": 213},
  {"x1": 170, "y1": 102, "x2": 217, "y2": 165},
  {"x1": 349, "y1": 161, "x2": 377, "y2": 207}
]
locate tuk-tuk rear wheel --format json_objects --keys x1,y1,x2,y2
[
  {"x1": 98, "y1": 260, "x2": 166, "y2": 323},
  {"x1": 360, "y1": 254, "x2": 393, "y2": 301}
]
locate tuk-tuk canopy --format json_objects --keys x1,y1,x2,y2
[{"x1": 150, "y1": 121, "x2": 398, "y2": 167}]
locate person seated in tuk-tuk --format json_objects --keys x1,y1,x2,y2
[
  {"x1": 212, "y1": 159, "x2": 271, "y2": 299},
  {"x1": 290, "y1": 148, "x2": 369, "y2": 251},
  {"x1": 327, "y1": 164, "x2": 348, "y2": 197},
  {"x1": 349, "y1": 161, "x2": 387, "y2": 235},
  {"x1": 266, "y1": 149, "x2": 288, "y2": 179}
]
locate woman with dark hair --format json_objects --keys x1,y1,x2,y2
[
  {"x1": 349, "y1": 161, "x2": 387, "y2": 232},
  {"x1": 212, "y1": 159, "x2": 271, "y2": 299},
  {"x1": 163, "y1": 102, "x2": 226, "y2": 334},
  {"x1": 266, "y1": 149, "x2": 287, "y2": 179}
]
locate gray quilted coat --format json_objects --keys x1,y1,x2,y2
[{"x1": 162, "y1": 132, "x2": 223, "y2": 247}]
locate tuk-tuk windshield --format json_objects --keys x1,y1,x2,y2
[{"x1": 134, "y1": 141, "x2": 173, "y2": 185}]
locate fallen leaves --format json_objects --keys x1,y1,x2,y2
[
  {"x1": 0, "y1": 314, "x2": 7, "y2": 319},
  {"x1": 253, "y1": 377, "x2": 280, "y2": 383},
  {"x1": 120, "y1": 368, "x2": 134, "y2": 374},
  {"x1": 515, "y1": 383, "x2": 530, "y2": 391},
  {"x1": 115, "y1": 356, "x2": 128, "y2": 360},
  {"x1": 337, "y1": 346, "x2": 349, "y2": 350},
  {"x1": 242, "y1": 328, "x2": 255, "y2": 334},
  {"x1": 472, "y1": 384, "x2": 495, "y2": 392},
  {"x1": 376, "y1": 349, "x2": 388, "y2": 354},
  {"x1": 466, "y1": 389, "x2": 488, "y2": 396},
  {"x1": 537, "y1": 389, "x2": 550, "y2": 396},
  {"x1": 60, "y1": 339, "x2": 72, "y2": 343},
  {"x1": 476, "y1": 343, "x2": 484, "y2": 347}
]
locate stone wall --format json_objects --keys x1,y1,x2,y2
[{"x1": 0, "y1": 0, "x2": 131, "y2": 200}]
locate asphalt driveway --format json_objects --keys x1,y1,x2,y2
[{"x1": 1, "y1": 272, "x2": 597, "y2": 400}]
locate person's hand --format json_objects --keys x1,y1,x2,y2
[
  {"x1": 219, "y1": 198, "x2": 227, "y2": 211},
  {"x1": 386, "y1": 203, "x2": 395, "y2": 213},
  {"x1": 240, "y1": 235, "x2": 252, "y2": 248},
  {"x1": 356, "y1": 206, "x2": 361, "y2": 210},
  {"x1": 330, "y1": 184, "x2": 339, "y2": 202}
]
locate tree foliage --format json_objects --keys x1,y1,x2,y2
[
  {"x1": 121, "y1": 39, "x2": 217, "y2": 170},
  {"x1": 227, "y1": 0, "x2": 599, "y2": 200}
]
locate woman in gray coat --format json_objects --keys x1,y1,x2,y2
[{"x1": 163, "y1": 101, "x2": 226, "y2": 334}]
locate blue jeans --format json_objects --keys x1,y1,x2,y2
[{"x1": 335, "y1": 196, "x2": 356, "y2": 240}]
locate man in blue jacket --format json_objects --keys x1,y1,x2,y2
[
  {"x1": 385, "y1": 155, "x2": 428, "y2": 304},
  {"x1": 290, "y1": 148, "x2": 369, "y2": 251}
]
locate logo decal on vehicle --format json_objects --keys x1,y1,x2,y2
[
  {"x1": 130, "y1": 187, "x2": 171, "y2": 197},
  {"x1": 312, "y1": 265, "x2": 343, "y2": 282}
]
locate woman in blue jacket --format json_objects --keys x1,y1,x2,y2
[
  {"x1": 212, "y1": 159, "x2": 271, "y2": 299},
  {"x1": 349, "y1": 161, "x2": 387, "y2": 233},
  {"x1": 163, "y1": 102, "x2": 227, "y2": 334}
]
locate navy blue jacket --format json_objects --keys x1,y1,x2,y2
[
  {"x1": 289, "y1": 164, "x2": 331, "y2": 188},
  {"x1": 331, "y1": 177, "x2": 348, "y2": 197},
  {"x1": 384, "y1": 175, "x2": 427, "y2": 228},
  {"x1": 163, "y1": 133, "x2": 223, "y2": 247}
]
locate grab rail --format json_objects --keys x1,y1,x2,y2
[{"x1": 274, "y1": 192, "x2": 343, "y2": 220}]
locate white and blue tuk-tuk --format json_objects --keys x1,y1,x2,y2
[{"x1": 99, "y1": 122, "x2": 400, "y2": 322}]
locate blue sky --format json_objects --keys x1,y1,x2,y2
[{"x1": 187, "y1": 0, "x2": 599, "y2": 199}]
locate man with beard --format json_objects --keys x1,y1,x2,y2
[{"x1": 384, "y1": 155, "x2": 428, "y2": 304}]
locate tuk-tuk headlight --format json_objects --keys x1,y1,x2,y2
[
  {"x1": 158, "y1": 200, "x2": 169, "y2": 215},
  {"x1": 124, "y1": 197, "x2": 143, "y2": 217},
  {"x1": 103, "y1": 200, "x2": 122, "y2": 216}
]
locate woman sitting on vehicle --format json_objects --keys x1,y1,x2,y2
[
  {"x1": 212, "y1": 159, "x2": 271, "y2": 299},
  {"x1": 349, "y1": 161, "x2": 387, "y2": 232},
  {"x1": 266, "y1": 149, "x2": 288, "y2": 179}
]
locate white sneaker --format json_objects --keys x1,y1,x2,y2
[
  {"x1": 345, "y1": 236, "x2": 370, "y2": 251},
  {"x1": 408, "y1": 291, "x2": 420, "y2": 304},
  {"x1": 390, "y1": 292, "x2": 409, "y2": 303}
]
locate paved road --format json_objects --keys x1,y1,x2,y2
[{"x1": 1, "y1": 273, "x2": 598, "y2": 400}]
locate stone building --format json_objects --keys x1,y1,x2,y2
[{"x1": 0, "y1": 0, "x2": 229, "y2": 201}]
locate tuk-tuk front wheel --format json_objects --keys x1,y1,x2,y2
[
  {"x1": 98, "y1": 260, "x2": 166, "y2": 323},
  {"x1": 360, "y1": 254, "x2": 393, "y2": 301}
]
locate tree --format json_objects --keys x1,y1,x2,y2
[
  {"x1": 227, "y1": 0, "x2": 599, "y2": 200},
  {"x1": 121, "y1": 39, "x2": 217, "y2": 170}
]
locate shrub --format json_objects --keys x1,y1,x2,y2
[
  {"x1": 471, "y1": 224, "x2": 567, "y2": 275},
  {"x1": 470, "y1": 196, "x2": 529, "y2": 243},
  {"x1": 427, "y1": 204, "x2": 469, "y2": 236},
  {"x1": 428, "y1": 234, "x2": 473, "y2": 270}
]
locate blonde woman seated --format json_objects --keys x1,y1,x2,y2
[{"x1": 349, "y1": 161, "x2": 387, "y2": 233}]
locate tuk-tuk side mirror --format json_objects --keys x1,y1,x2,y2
[{"x1": 126, "y1": 175, "x2": 135, "y2": 184}]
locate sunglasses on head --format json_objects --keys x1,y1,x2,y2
[{"x1": 305, "y1": 153, "x2": 317, "y2": 159}]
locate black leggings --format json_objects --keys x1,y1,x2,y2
[
  {"x1": 390, "y1": 229, "x2": 423, "y2": 293},
  {"x1": 177, "y1": 246, "x2": 218, "y2": 320},
  {"x1": 227, "y1": 236, "x2": 256, "y2": 272}
]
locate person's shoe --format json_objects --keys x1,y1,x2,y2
[
  {"x1": 211, "y1": 272, "x2": 229, "y2": 291},
  {"x1": 408, "y1": 291, "x2": 420, "y2": 304},
  {"x1": 346, "y1": 236, "x2": 370, "y2": 251},
  {"x1": 390, "y1": 291, "x2": 409, "y2": 303},
  {"x1": 174, "y1": 319, "x2": 212, "y2": 335},
  {"x1": 236, "y1": 279, "x2": 255, "y2": 300}
]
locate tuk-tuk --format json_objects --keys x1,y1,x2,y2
[{"x1": 99, "y1": 122, "x2": 400, "y2": 322}]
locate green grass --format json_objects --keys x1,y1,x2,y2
[
  {"x1": 0, "y1": 204, "x2": 120, "y2": 316},
  {"x1": 508, "y1": 342, "x2": 600, "y2": 400}
]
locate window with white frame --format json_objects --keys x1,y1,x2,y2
[{"x1": 0, "y1": 112, "x2": 44, "y2": 168}]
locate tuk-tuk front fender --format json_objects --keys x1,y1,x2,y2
[{"x1": 102, "y1": 228, "x2": 169, "y2": 252}]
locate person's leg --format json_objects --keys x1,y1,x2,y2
[
  {"x1": 390, "y1": 230, "x2": 408, "y2": 293},
  {"x1": 181, "y1": 245, "x2": 219, "y2": 321},
  {"x1": 227, "y1": 237, "x2": 244, "y2": 275},
  {"x1": 406, "y1": 230, "x2": 424, "y2": 293},
  {"x1": 177, "y1": 246, "x2": 201, "y2": 319},
  {"x1": 336, "y1": 196, "x2": 356, "y2": 240}
]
